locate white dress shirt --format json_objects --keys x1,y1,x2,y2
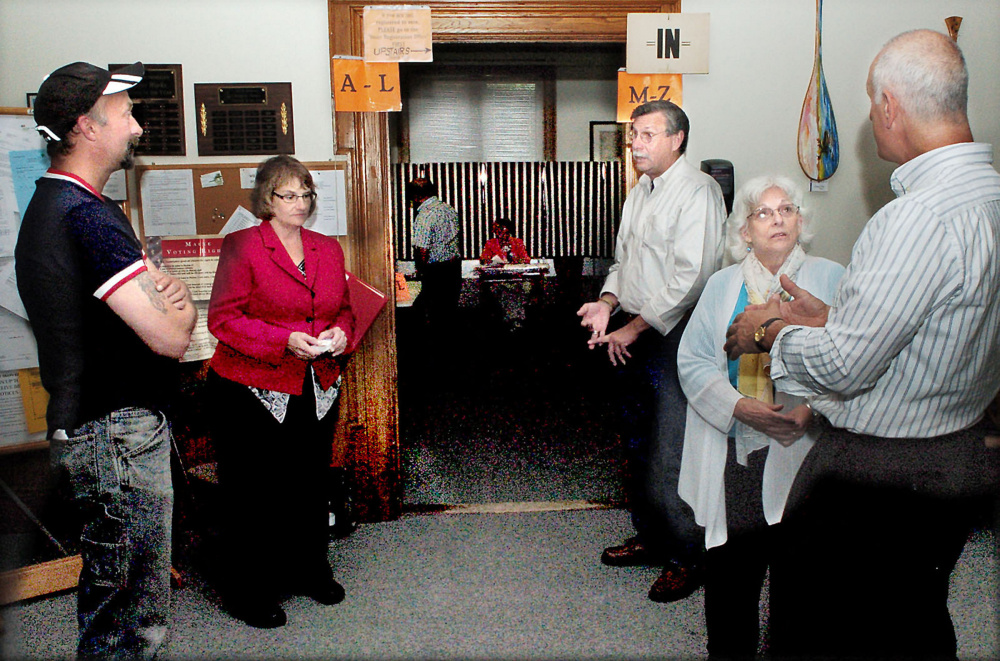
[
  {"x1": 602, "y1": 156, "x2": 726, "y2": 336},
  {"x1": 771, "y1": 142, "x2": 1000, "y2": 438}
]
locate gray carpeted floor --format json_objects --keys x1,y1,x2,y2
[
  {"x1": 5, "y1": 300, "x2": 998, "y2": 659},
  {"x1": 2, "y1": 507, "x2": 997, "y2": 660}
]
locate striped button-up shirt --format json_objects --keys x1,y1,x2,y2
[{"x1": 771, "y1": 142, "x2": 1000, "y2": 438}]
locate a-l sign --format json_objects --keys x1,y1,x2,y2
[{"x1": 626, "y1": 13, "x2": 710, "y2": 74}]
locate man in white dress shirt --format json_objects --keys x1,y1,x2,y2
[
  {"x1": 725, "y1": 29, "x2": 1000, "y2": 658},
  {"x1": 578, "y1": 100, "x2": 726, "y2": 603}
]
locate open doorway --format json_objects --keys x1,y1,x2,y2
[
  {"x1": 392, "y1": 43, "x2": 628, "y2": 507},
  {"x1": 328, "y1": 0, "x2": 681, "y2": 521}
]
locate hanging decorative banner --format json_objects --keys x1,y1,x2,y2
[
  {"x1": 626, "y1": 13, "x2": 710, "y2": 74},
  {"x1": 363, "y1": 5, "x2": 433, "y2": 62},
  {"x1": 616, "y1": 71, "x2": 683, "y2": 122},
  {"x1": 332, "y1": 57, "x2": 402, "y2": 112},
  {"x1": 797, "y1": 0, "x2": 839, "y2": 181}
]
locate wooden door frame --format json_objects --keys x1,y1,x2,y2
[{"x1": 328, "y1": 0, "x2": 681, "y2": 522}]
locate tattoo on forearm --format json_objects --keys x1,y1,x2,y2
[{"x1": 137, "y1": 273, "x2": 169, "y2": 314}]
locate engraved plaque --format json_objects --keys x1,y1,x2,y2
[
  {"x1": 110, "y1": 63, "x2": 185, "y2": 156},
  {"x1": 194, "y1": 82, "x2": 294, "y2": 156}
]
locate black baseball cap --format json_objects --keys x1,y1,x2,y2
[{"x1": 34, "y1": 61, "x2": 145, "y2": 142}]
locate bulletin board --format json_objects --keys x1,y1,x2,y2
[
  {"x1": 0, "y1": 108, "x2": 49, "y2": 454},
  {"x1": 132, "y1": 160, "x2": 349, "y2": 240}
]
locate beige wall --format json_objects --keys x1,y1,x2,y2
[
  {"x1": 3, "y1": 0, "x2": 999, "y2": 264},
  {"x1": 0, "y1": 0, "x2": 336, "y2": 163},
  {"x1": 683, "y1": 0, "x2": 1000, "y2": 264}
]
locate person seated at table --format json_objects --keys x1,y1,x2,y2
[{"x1": 479, "y1": 218, "x2": 530, "y2": 265}]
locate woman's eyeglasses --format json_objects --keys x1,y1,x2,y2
[
  {"x1": 272, "y1": 191, "x2": 317, "y2": 203},
  {"x1": 747, "y1": 204, "x2": 800, "y2": 222}
]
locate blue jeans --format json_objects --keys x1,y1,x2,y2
[{"x1": 52, "y1": 407, "x2": 173, "y2": 659}]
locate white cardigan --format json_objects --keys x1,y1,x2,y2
[{"x1": 677, "y1": 256, "x2": 845, "y2": 549}]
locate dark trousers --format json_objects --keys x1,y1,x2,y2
[
  {"x1": 208, "y1": 370, "x2": 337, "y2": 604},
  {"x1": 704, "y1": 440, "x2": 771, "y2": 660},
  {"x1": 769, "y1": 418, "x2": 1000, "y2": 659},
  {"x1": 415, "y1": 258, "x2": 461, "y2": 332},
  {"x1": 613, "y1": 316, "x2": 701, "y2": 564}
]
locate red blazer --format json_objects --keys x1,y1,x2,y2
[
  {"x1": 479, "y1": 237, "x2": 530, "y2": 264},
  {"x1": 208, "y1": 221, "x2": 354, "y2": 394}
]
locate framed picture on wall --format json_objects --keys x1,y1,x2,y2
[
  {"x1": 26, "y1": 92, "x2": 37, "y2": 109},
  {"x1": 590, "y1": 121, "x2": 624, "y2": 161}
]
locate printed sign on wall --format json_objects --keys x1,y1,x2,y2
[
  {"x1": 626, "y1": 13, "x2": 710, "y2": 74},
  {"x1": 363, "y1": 5, "x2": 433, "y2": 62},
  {"x1": 617, "y1": 71, "x2": 683, "y2": 122},
  {"x1": 333, "y1": 57, "x2": 402, "y2": 112}
]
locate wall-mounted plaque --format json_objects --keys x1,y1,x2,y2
[
  {"x1": 193, "y1": 82, "x2": 294, "y2": 156},
  {"x1": 110, "y1": 63, "x2": 185, "y2": 156}
]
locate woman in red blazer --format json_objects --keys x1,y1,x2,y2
[
  {"x1": 207, "y1": 155, "x2": 354, "y2": 629},
  {"x1": 478, "y1": 218, "x2": 530, "y2": 265}
]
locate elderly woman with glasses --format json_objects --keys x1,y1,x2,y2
[
  {"x1": 206, "y1": 155, "x2": 354, "y2": 629},
  {"x1": 675, "y1": 175, "x2": 844, "y2": 658}
]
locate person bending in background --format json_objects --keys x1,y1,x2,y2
[
  {"x1": 479, "y1": 218, "x2": 530, "y2": 265},
  {"x1": 207, "y1": 155, "x2": 354, "y2": 629},
  {"x1": 15, "y1": 61, "x2": 196, "y2": 658},
  {"x1": 676, "y1": 176, "x2": 844, "y2": 659},
  {"x1": 407, "y1": 176, "x2": 461, "y2": 333}
]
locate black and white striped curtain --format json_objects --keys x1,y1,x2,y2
[{"x1": 392, "y1": 161, "x2": 625, "y2": 260}]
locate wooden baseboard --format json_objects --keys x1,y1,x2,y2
[{"x1": 0, "y1": 555, "x2": 81, "y2": 606}]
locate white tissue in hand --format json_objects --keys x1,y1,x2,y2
[{"x1": 316, "y1": 339, "x2": 333, "y2": 352}]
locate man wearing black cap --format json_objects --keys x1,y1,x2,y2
[{"x1": 15, "y1": 62, "x2": 196, "y2": 658}]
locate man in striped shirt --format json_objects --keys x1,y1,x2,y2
[{"x1": 724, "y1": 29, "x2": 1000, "y2": 658}]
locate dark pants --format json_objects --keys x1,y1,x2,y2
[
  {"x1": 613, "y1": 316, "x2": 701, "y2": 565},
  {"x1": 415, "y1": 258, "x2": 461, "y2": 332},
  {"x1": 769, "y1": 418, "x2": 1000, "y2": 659},
  {"x1": 704, "y1": 440, "x2": 771, "y2": 660},
  {"x1": 208, "y1": 371, "x2": 338, "y2": 605}
]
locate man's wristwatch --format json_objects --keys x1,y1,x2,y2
[{"x1": 754, "y1": 317, "x2": 783, "y2": 353}]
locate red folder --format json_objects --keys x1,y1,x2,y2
[{"x1": 346, "y1": 271, "x2": 387, "y2": 353}]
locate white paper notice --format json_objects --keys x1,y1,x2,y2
[
  {"x1": 239, "y1": 168, "x2": 257, "y2": 189},
  {"x1": 0, "y1": 307, "x2": 38, "y2": 371},
  {"x1": 140, "y1": 169, "x2": 197, "y2": 237},
  {"x1": 0, "y1": 258, "x2": 26, "y2": 319},
  {"x1": 181, "y1": 301, "x2": 218, "y2": 363},
  {"x1": 220, "y1": 205, "x2": 261, "y2": 236},
  {"x1": 306, "y1": 169, "x2": 347, "y2": 236},
  {"x1": 102, "y1": 170, "x2": 128, "y2": 201},
  {"x1": 200, "y1": 171, "x2": 224, "y2": 188},
  {"x1": 0, "y1": 176, "x2": 17, "y2": 259}
]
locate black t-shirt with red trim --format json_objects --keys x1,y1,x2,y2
[{"x1": 15, "y1": 172, "x2": 179, "y2": 433}]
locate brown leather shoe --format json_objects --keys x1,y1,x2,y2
[
  {"x1": 648, "y1": 560, "x2": 703, "y2": 603},
  {"x1": 601, "y1": 536, "x2": 658, "y2": 567}
]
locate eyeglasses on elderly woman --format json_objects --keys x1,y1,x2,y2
[{"x1": 747, "y1": 204, "x2": 800, "y2": 222}]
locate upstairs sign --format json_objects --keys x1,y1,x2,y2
[{"x1": 363, "y1": 5, "x2": 433, "y2": 62}]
